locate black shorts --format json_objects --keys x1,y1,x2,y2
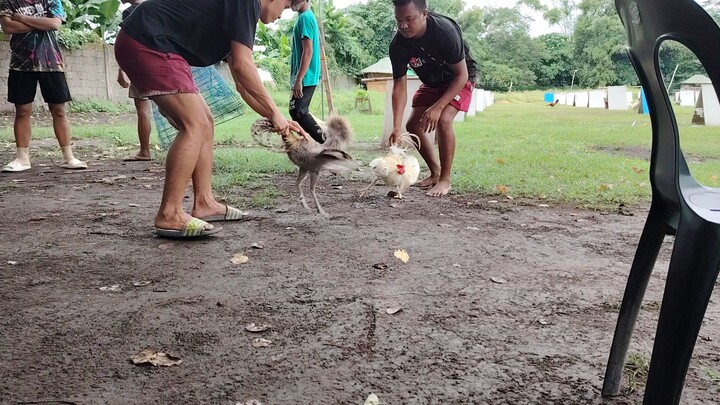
[{"x1": 7, "y1": 70, "x2": 72, "y2": 105}]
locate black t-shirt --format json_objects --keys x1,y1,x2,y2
[
  {"x1": 121, "y1": 3, "x2": 138, "y2": 20},
  {"x1": 389, "y1": 12, "x2": 477, "y2": 87},
  {"x1": 120, "y1": 0, "x2": 259, "y2": 67}
]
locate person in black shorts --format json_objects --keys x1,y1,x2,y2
[
  {"x1": 0, "y1": 0, "x2": 87, "y2": 172},
  {"x1": 389, "y1": 0, "x2": 477, "y2": 196}
]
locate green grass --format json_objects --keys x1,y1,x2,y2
[{"x1": 4, "y1": 89, "x2": 720, "y2": 209}]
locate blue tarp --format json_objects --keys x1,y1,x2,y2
[{"x1": 544, "y1": 92, "x2": 555, "y2": 103}]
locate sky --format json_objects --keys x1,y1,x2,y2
[{"x1": 279, "y1": 0, "x2": 556, "y2": 37}]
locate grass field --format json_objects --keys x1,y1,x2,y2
[{"x1": 4, "y1": 89, "x2": 720, "y2": 209}]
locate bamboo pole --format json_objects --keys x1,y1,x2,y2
[{"x1": 316, "y1": 13, "x2": 334, "y2": 115}]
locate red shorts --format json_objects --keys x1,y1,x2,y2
[
  {"x1": 412, "y1": 81, "x2": 474, "y2": 112},
  {"x1": 114, "y1": 30, "x2": 198, "y2": 98}
]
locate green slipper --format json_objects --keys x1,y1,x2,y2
[
  {"x1": 200, "y1": 205, "x2": 249, "y2": 222},
  {"x1": 155, "y1": 217, "x2": 222, "y2": 238}
]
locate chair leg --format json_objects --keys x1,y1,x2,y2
[
  {"x1": 603, "y1": 208, "x2": 668, "y2": 396},
  {"x1": 642, "y1": 220, "x2": 720, "y2": 405}
]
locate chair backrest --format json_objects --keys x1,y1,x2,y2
[{"x1": 615, "y1": 0, "x2": 720, "y2": 205}]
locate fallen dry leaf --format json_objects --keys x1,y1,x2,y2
[
  {"x1": 158, "y1": 242, "x2": 175, "y2": 250},
  {"x1": 386, "y1": 307, "x2": 403, "y2": 315},
  {"x1": 394, "y1": 249, "x2": 409, "y2": 263},
  {"x1": 496, "y1": 158, "x2": 505, "y2": 165},
  {"x1": 133, "y1": 281, "x2": 151, "y2": 287},
  {"x1": 491, "y1": 277, "x2": 507, "y2": 284},
  {"x1": 597, "y1": 183, "x2": 614, "y2": 192},
  {"x1": 537, "y1": 318, "x2": 551, "y2": 325},
  {"x1": 7, "y1": 260, "x2": 18, "y2": 265},
  {"x1": 251, "y1": 242, "x2": 265, "y2": 249},
  {"x1": 245, "y1": 323, "x2": 271, "y2": 333},
  {"x1": 130, "y1": 349, "x2": 182, "y2": 367},
  {"x1": 99, "y1": 285, "x2": 122, "y2": 292},
  {"x1": 631, "y1": 166, "x2": 643, "y2": 174},
  {"x1": 231, "y1": 254, "x2": 249, "y2": 264},
  {"x1": 364, "y1": 393, "x2": 380, "y2": 405},
  {"x1": 712, "y1": 175, "x2": 718, "y2": 183},
  {"x1": 496, "y1": 185, "x2": 509, "y2": 194},
  {"x1": 128, "y1": 203, "x2": 140, "y2": 207},
  {"x1": 252, "y1": 338, "x2": 272, "y2": 348}
]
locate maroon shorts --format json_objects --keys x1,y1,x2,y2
[
  {"x1": 114, "y1": 30, "x2": 198, "y2": 98},
  {"x1": 412, "y1": 81, "x2": 474, "y2": 112}
]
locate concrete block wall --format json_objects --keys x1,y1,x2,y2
[{"x1": 0, "y1": 39, "x2": 128, "y2": 112}]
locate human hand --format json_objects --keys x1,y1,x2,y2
[
  {"x1": 389, "y1": 129, "x2": 402, "y2": 146},
  {"x1": 420, "y1": 105, "x2": 442, "y2": 133},
  {"x1": 292, "y1": 80, "x2": 303, "y2": 99},
  {"x1": 11, "y1": 12, "x2": 24, "y2": 22},
  {"x1": 117, "y1": 70, "x2": 130, "y2": 88}
]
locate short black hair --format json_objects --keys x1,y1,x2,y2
[{"x1": 392, "y1": 0, "x2": 427, "y2": 9}]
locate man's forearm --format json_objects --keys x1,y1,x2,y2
[
  {"x1": 391, "y1": 78, "x2": 407, "y2": 130},
  {"x1": 0, "y1": 17, "x2": 32, "y2": 34},
  {"x1": 229, "y1": 50, "x2": 280, "y2": 119},
  {"x1": 12, "y1": 14, "x2": 61, "y2": 31}
]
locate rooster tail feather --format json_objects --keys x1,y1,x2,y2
[
  {"x1": 322, "y1": 115, "x2": 354, "y2": 150},
  {"x1": 319, "y1": 149, "x2": 359, "y2": 172}
]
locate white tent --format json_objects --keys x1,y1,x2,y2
[
  {"x1": 607, "y1": 86, "x2": 627, "y2": 110},
  {"x1": 679, "y1": 89, "x2": 697, "y2": 106},
  {"x1": 565, "y1": 93, "x2": 574, "y2": 106},
  {"x1": 467, "y1": 89, "x2": 478, "y2": 117},
  {"x1": 696, "y1": 84, "x2": 720, "y2": 126},
  {"x1": 588, "y1": 90, "x2": 606, "y2": 108},
  {"x1": 575, "y1": 92, "x2": 589, "y2": 108},
  {"x1": 476, "y1": 89, "x2": 485, "y2": 112}
]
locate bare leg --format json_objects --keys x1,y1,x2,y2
[
  {"x1": 426, "y1": 105, "x2": 457, "y2": 197},
  {"x1": 3, "y1": 103, "x2": 33, "y2": 169},
  {"x1": 308, "y1": 171, "x2": 329, "y2": 217},
  {"x1": 188, "y1": 98, "x2": 227, "y2": 219},
  {"x1": 133, "y1": 98, "x2": 152, "y2": 159},
  {"x1": 296, "y1": 168, "x2": 310, "y2": 210},
  {"x1": 406, "y1": 107, "x2": 440, "y2": 188},
  {"x1": 150, "y1": 93, "x2": 215, "y2": 231},
  {"x1": 48, "y1": 103, "x2": 71, "y2": 147},
  {"x1": 13, "y1": 103, "x2": 32, "y2": 148},
  {"x1": 49, "y1": 103, "x2": 86, "y2": 167}
]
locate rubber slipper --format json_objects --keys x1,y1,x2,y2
[
  {"x1": 123, "y1": 156, "x2": 152, "y2": 161},
  {"x1": 200, "y1": 205, "x2": 249, "y2": 222},
  {"x1": 1, "y1": 159, "x2": 31, "y2": 172},
  {"x1": 155, "y1": 217, "x2": 222, "y2": 238},
  {"x1": 60, "y1": 158, "x2": 88, "y2": 170}
]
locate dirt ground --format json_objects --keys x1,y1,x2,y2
[{"x1": 1, "y1": 112, "x2": 720, "y2": 404}]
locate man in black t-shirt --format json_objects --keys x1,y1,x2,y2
[
  {"x1": 115, "y1": 0, "x2": 303, "y2": 238},
  {"x1": 389, "y1": 0, "x2": 477, "y2": 197}
]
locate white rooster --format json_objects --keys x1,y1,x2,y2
[{"x1": 367, "y1": 133, "x2": 421, "y2": 199}]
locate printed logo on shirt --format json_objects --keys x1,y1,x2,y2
[
  {"x1": 409, "y1": 56, "x2": 424, "y2": 69},
  {"x1": 16, "y1": 4, "x2": 45, "y2": 16}
]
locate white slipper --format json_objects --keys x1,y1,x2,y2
[
  {"x1": 1, "y1": 159, "x2": 31, "y2": 172},
  {"x1": 60, "y1": 158, "x2": 88, "y2": 170}
]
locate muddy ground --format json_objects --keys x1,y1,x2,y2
[{"x1": 1, "y1": 112, "x2": 720, "y2": 404}]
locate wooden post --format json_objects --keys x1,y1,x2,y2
[{"x1": 316, "y1": 15, "x2": 334, "y2": 115}]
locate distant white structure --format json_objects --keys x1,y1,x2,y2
[
  {"x1": 588, "y1": 89, "x2": 606, "y2": 108},
  {"x1": 575, "y1": 92, "x2": 589, "y2": 108},
  {"x1": 382, "y1": 77, "x2": 424, "y2": 146},
  {"x1": 556, "y1": 93, "x2": 566, "y2": 105},
  {"x1": 679, "y1": 89, "x2": 698, "y2": 106},
  {"x1": 476, "y1": 89, "x2": 486, "y2": 112},
  {"x1": 565, "y1": 93, "x2": 574, "y2": 106},
  {"x1": 467, "y1": 89, "x2": 478, "y2": 117},
  {"x1": 695, "y1": 84, "x2": 720, "y2": 126},
  {"x1": 607, "y1": 86, "x2": 627, "y2": 110}
]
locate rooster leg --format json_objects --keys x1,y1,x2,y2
[
  {"x1": 308, "y1": 171, "x2": 329, "y2": 218},
  {"x1": 359, "y1": 179, "x2": 376, "y2": 198},
  {"x1": 296, "y1": 168, "x2": 311, "y2": 211}
]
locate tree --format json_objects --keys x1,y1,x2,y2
[
  {"x1": 572, "y1": 0, "x2": 631, "y2": 87},
  {"x1": 533, "y1": 33, "x2": 574, "y2": 88},
  {"x1": 344, "y1": 0, "x2": 395, "y2": 65}
]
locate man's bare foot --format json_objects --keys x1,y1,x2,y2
[
  {"x1": 416, "y1": 176, "x2": 438, "y2": 189},
  {"x1": 426, "y1": 180, "x2": 451, "y2": 196},
  {"x1": 155, "y1": 211, "x2": 195, "y2": 231},
  {"x1": 123, "y1": 153, "x2": 152, "y2": 161},
  {"x1": 191, "y1": 200, "x2": 228, "y2": 220}
]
